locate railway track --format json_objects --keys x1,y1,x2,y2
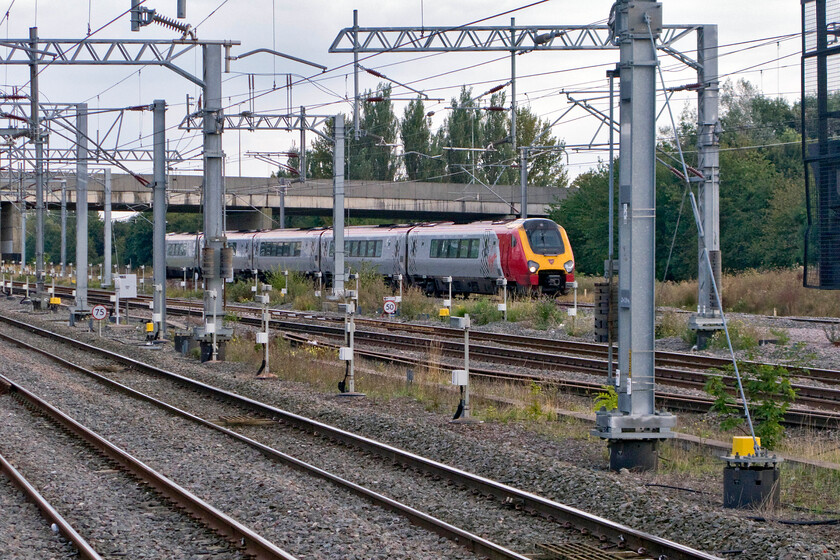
[
  {"x1": 0, "y1": 451, "x2": 102, "y2": 559},
  {"x1": 13, "y1": 283, "x2": 840, "y2": 426},
  {"x1": 0, "y1": 311, "x2": 722, "y2": 560},
  {"x1": 0, "y1": 373, "x2": 295, "y2": 560}
]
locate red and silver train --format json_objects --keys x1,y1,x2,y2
[{"x1": 165, "y1": 218, "x2": 575, "y2": 295}]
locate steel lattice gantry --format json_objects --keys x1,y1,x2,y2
[
  {"x1": 0, "y1": 34, "x2": 239, "y2": 358},
  {"x1": 328, "y1": 23, "x2": 700, "y2": 57},
  {"x1": 331, "y1": 5, "x2": 720, "y2": 470}
]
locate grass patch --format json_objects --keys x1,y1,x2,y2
[
  {"x1": 656, "y1": 310, "x2": 689, "y2": 339},
  {"x1": 657, "y1": 267, "x2": 840, "y2": 317},
  {"x1": 708, "y1": 319, "x2": 763, "y2": 351}
]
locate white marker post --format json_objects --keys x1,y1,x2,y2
[
  {"x1": 443, "y1": 276, "x2": 453, "y2": 313},
  {"x1": 255, "y1": 282, "x2": 275, "y2": 379},
  {"x1": 450, "y1": 314, "x2": 481, "y2": 424},
  {"x1": 496, "y1": 277, "x2": 508, "y2": 321}
]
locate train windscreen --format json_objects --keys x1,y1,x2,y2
[{"x1": 524, "y1": 221, "x2": 565, "y2": 255}]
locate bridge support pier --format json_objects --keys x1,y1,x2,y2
[
  {"x1": 1, "y1": 201, "x2": 22, "y2": 262},
  {"x1": 226, "y1": 208, "x2": 273, "y2": 231}
]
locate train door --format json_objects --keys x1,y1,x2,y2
[{"x1": 498, "y1": 232, "x2": 511, "y2": 277}]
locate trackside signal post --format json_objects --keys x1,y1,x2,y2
[{"x1": 591, "y1": 0, "x2": 675, "y2": 471}]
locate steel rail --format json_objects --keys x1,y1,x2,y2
[
  {"x1": 8, "y1": 283, "x2": 840, "y2": 424},
  {"x1": 0, "y1": 451, "x2": 103, "y2": 560},
  {"x1": 248, "y1": 319, "x2": 840, "y2": 416},
  {"x1": 0, "y1": 373, "x2": 299, "y2": 560},
  {"x1": 20, "y1": 282, "x2": 840, "y2": 384},
  {"x1": 279, "y1": 331, "x2": 840, "y2": 428},
  {"x1": 0, "y1": 313, "x2": 721, "y2": 560},
  {"x1": 0, "y1": 325, "x2": 530, "y2": 560}
]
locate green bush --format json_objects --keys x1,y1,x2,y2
[
  {"x1": 398, "y1": 286, "x2": 436, "y2": 320},
  {"x1": 593, "y1": 385, "x2": 618, "y2": 412},
  {"x1": 533, "y1": 298, "x2": 563, "y2": 330},
  {"x1": 265, "y1": 269, "x2": 311, "y2": 305},
  {"x1": 656, "y1": 310, "x2": 688, "y2": 339},
  {"x1": 704, "y1": 362, "x2": 797, "y2": 449},
  {"x1": 224, "y1": 280, "x2": 256, "y2": 303},
  {"x1": 709, "y1": 319, "x2": 760, "y2": 351},
  {"x1": 467, "y1": 297, "x2": 503, "y2": 325}
]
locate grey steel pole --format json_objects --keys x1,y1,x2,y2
[
  {"x1": 74, "y1": 103, "x2": 89, "y2": 313},
  {"x1": 592, "y1": 0, "x2": 674, "y2": 471},
  {"x1": 30, "y1": 27, "x2": 45, "y2": 301},
  {"x1": 352, "y1": 10, "x2": 360, "y2": 140},
  {"x1": 19, "y1": 175, "x2": 25, "y2": 267},
  {"x1": 278, "y1": 186, "x2": 285, "y2": 229},
  {"x1": 510, "y1": 17, "x2": 517, "y2": 152},
  {"x1": 333, "y1": 114, "x2": 345, "y2": 297},
  {"x1": 201, "y1": 44, "x2": 227, "y2": 351},
  {"x1": 60, "y1": 181, "x2": 66, "y2": 276},
  {"x1": 519, "y1": 148, "x2": 527, "y2": 219},
  {"x1": 152, "y1": 99, "x2": 167, "y2": 338},
  {"x1": 617, "y1": 0, "x2": 657, "y2": 418},
  {"x1": 693, "y1": 25, "x2": 721, "y2": 345},
  {"x1": 299, "y1": 105, "x2": 306, "y2": 182},
  {"x1": 103, "y1": 168, "x2": 112, "y2": 287},
  {"x1": 607, "y1": 67, "x2": 617, "y2": 385}
]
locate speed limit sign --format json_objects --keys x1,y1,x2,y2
[
  {"x1": 91, "y1": 305, "x2": 108, "y2": 321},
  {"x1": 383, "y1": 299, "x2": 397, "y2": 314}
]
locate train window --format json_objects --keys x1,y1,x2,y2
[
  {"x1": 469, "y1": 239, "x2": 479, "y2": 258},
  {"x1": 458, "y1": 240, "x2": 470, "y2": 258},
  {"x1": 367, "y1": 241, "x2": 376, "y2": 257},
  {"x1": 448, "y1": 241, "x2": 460, "y2": 258},
  {"x1": 429, "y1": 238, "x2": 480, "y2": 258},
  {"x1": 259, "y1": 241, "x2": 301, "y2": 257},
  {"x1": 166, "y1": 243, "x2": 187, "y2": 257},
  {"x1": 526, "y1": 228, "x2": 564, "y2": 255}
]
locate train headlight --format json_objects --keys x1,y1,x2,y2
[
  {"x1": 564, "y1": 260, "x2": 575, "y2": 273},
  {"x1": 527, "y1": 260, "x2": 540, "y2": 274}
]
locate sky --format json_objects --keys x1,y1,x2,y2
[{"x1": 0, "y1": 0, "x2": 804, "y2": 184}]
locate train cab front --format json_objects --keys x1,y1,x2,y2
[{"x1": 519, "y1": 218, "x2": 575, "y2": 295}]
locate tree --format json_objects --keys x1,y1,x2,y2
[
  {"x1": 516, "y1": 107, "x2": 568, "y2": 188},
  {"x1": 549, "y1": 164, "x2": 616, "y2": 276},
  {"x1": 400, "y1": 97, "x2": 433, "y2": 181},
  {"x1": 443, "y1": 86, "x2": 483, "y2": 184},
  {"x1": 348, "y1": 83, "x2": 398, "y2": 181},
  {"x1": 481, "y1": 92, "x2": 515, "y2": 186}
]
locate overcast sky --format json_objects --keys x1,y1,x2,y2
[{"x1": 0, "y1": 0, "x2": 804, "y2": 182}]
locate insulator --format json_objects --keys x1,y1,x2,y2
[
  {"x1": 152, "y1": 13, "x2": 193, "y2": 38},
  {"x1": 220, "y1": 247, "x2": 234, "y2": 280},
  {"x1": 202, "y1": 247, "x2": 219, "y2": 279},
  {"x1": 365, "y1": 68, "x2": 385, "y2": 78},
  {"x1": 487, "y1": 84, "x2": 505, "y2": 94},
  {"x1": 366, "y1": 96, "x2": 385, "y2": 103},
  {"x1": 484, "y1": 106, "x2": 506, "y2": 112}
]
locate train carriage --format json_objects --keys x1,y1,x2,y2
[
  {"x1": 406, "y1": 223, "x2": 502, "y2": 295},
  {"x1": 165, "y1": 233, "x2": 203, "y2": 277},
  {"x1": 226, "y1": 231, "x2": 259, "y2": 276},
  {"x1": 252, "y1": 229, "x2": 321, "y2": 275},
  {"x1": 165, "y1": 217, "x2": 575, "y2": 296},
  {"x1": 319, "y1": 225, "x2": 408, "y2": 281}
]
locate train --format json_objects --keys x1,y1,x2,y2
[{"x1": 165, "y1": 218, "x2": 575, "y2": 295}]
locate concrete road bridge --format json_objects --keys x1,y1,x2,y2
[{"x1": 0, "y1": 172, "x2": 569, "y2": 260}]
